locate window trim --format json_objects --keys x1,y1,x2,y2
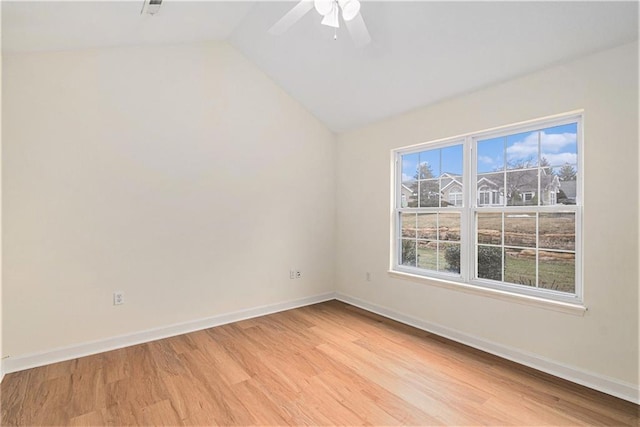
[{"x1": 390, "y1": 111, "x2": 584, "y2": 307}]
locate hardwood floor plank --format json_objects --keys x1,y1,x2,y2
[
  {"x1": 178, "y1": 349, "x2": 255, "y2": 426},
  {"x1": 69, "y1": 410, "x2": 105, "y2": 426},
  {"x1": 231, "y1": 379, "x2": 292, "y2": 426},
  {"x1": 2, "y1": 300, "x2": 638, "y2": 426}
]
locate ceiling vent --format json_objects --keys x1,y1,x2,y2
[{"x1": 141, "y1": 0, "x2": 162, "y2": 16}]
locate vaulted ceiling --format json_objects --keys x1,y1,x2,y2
[{"x1": 3, "y1": 1, "x2": 638, "y2": 132}]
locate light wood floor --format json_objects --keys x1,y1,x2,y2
[{"x1": 1, "y1": 300, "x2": 638, "y2": 426}]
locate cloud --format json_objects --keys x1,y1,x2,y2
[
  {"x1": 478, "y1": 155, "x2": 495, "y2": 164},
  {"x1": 541, "y1": 132, "x2": 577, "y2": 153},
  {"x1": 545, "y1": 153, "x2": 577, "y2": 165},
  {"x1": 506, "y1": 132, "x2": 538, "y2": 161},
  {"x1": 402, "y1": 173, "x2": 415, "y2": 182},
  {"x1": 506, "y1": 131, "x2": 576, "y2": 165}
]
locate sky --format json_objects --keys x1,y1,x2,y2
[{"x1": 402, "y1": 123, "x2": 577, "y2": 181}]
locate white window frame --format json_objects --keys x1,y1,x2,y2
[{"x1": 391, "y1": 112, "x2": 583, "y2": 305}]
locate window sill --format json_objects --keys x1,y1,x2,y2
[{"x1": 387, "y1": 270, "x2": 587, "y2": 316}]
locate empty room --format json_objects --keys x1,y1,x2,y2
[{"x1": 0, "y1": 0, "x2": 638, "y2": 425}]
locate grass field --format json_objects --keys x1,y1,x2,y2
[
  {"x1": 402, "y1": 212, "x2": 576, "y2": 292},
  {"x1": 477, "y1": 212, "x2": 575, "y2": 250}
]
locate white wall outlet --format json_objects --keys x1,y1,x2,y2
[
  {"x1": 366, "y1": 272, "x2": 371, "y2": 282},
  {"x1": 290, "y1": 269, "x2": 296, "y2": 279},
  {"x1": 296, "y1": 270, "x2": 302, "y2": 279},
  {"x1": 113, "y1": 291, "x2": 124, "y2": 305}
]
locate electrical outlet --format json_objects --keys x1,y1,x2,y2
[
  {"x1": 113, "y1": 291, "x2": 124, "y2": 305},
  {"x1": 296, "y1": 270, "x2": 302, "y2": 279},
  {"x1": 366, "y1": 272, "x2": 371, "y2": 282},
  {"x1": 290, "y1": 269, "x2": 296, "y2": 279}
]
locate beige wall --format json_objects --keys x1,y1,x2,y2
[
  {"x1": 2, "y1": 35, "x2": 638, "y2": 395},
  {"x1": 3, "y1": 42, "x2": 336, "y2": 357},
  {"x1": 336, "y1": 42, "x2": 639, "y2": 386}
]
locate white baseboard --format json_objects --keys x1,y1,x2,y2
[
  {"x1": 336, "y1": 292, "x2": 640, "y2": 405},
  {"x1": 4, "y1": 291, "x2": 638, "y2": 405},
  {"x1": 3, "y1": 292, "x2": 336, "y2": 375}
]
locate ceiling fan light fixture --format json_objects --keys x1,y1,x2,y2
[
  {"x1": 314, "y1": 0, "x2": 333, "y2": 16},
  {"x1": 321, "y1": 6, "x2": 340, "y2": 28},
  {"x1": 339, "y1": 0, "x2": 360, "y2": 21}
]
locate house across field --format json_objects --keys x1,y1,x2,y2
[{"x1": 402, "y1": 169, "x2": 576, "y2": 207}]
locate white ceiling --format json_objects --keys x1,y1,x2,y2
[{"x1": 3, "y1": 1, "x2": 639, "y2": 132}]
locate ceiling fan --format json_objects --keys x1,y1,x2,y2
[{"x1": 269, "y1": 0, "x2": 371, "y2": 47}]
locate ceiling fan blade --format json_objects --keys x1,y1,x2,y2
[
  {"x1": 268, "y1": 0, "x2": 315, "y2": 35},
  {"x1": 345, "y1": 13, "x2": 371, "y2": 47}
]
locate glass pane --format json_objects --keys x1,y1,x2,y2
[
  {"x1": 539, "y1": 252, "x2": 575, "y2": 293},
  {"x1": 419, "y1": 179, "x2": 439, "y2": 207},
  {"x1": 401, "y1": 152, "x2": 420, "y2": 182},
  {"x1": 439, "y1": 212, "x2": 460, "y2": 241},
  {"x1": 441, "y1": 144, "x2": 463, "y2": 175},
  {"x1": 440, "y1": 242, "x2": 460, "y2": 274},
  {"x1": 401, "y1": 239, "x2": 416, "y2": 267},
  {"x1": 440, "y1": 177, "x2": 463, "y2": 207},
  {"x1": 506, "y1": 170, "x2": 539, "y2": 206},
  {"x1": 540, "y1": 170, "x2": 560, "y2": 206},
  {"x1": 402, "y1": 181, "x2": 418, "y2": 207},
  {"x1": 418, "y1": 150, "x2": 439, "y2": 178},
  {"x1": 417, "y1": 240, "x2": 437, "y2": 270},
  {"x1": 401, "y1": 213, "x2": 416, "y2": 238},
  {"x1": 504, "y1": 248, "x2": 536, "y2": 287},
  {"x1": 417, "y1": 213, "x2": 437, "y2": 239},
  {"x1": 539, "y1": 213, "x2": 575, "y2": 251},
  {"x1": 504, "y1": 213, "x2": 536, "y2": 248},
  {"x1": 507, "y1": 130, "x2": 538, "y2": 169},
  {"x1": 477, "y1": 136, "x2": 504, "y2": 173},
  {"x1": 557, "y1": 165, "x2": 577, "y2": 205},
  {"x1": 477, "y1": 172, "x2": 504, "y2": 207},
  {"x1": 477, "y1": 245, "x2": 502, "y2": 281},
  {"x1": 477, "y1": 213, "x2": 502, "y2": 245},
  {"x1": 541, "y1": 123, "x2": 577, "y2": 167}
]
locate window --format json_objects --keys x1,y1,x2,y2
[
  {"x1": 393, "y1": 113, "x2": 582, "y2": 304},
  {"x1": 398, "y1": 143, "x2": 464, "y2": 275}
]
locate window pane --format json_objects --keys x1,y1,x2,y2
[
  {"x1": 419, "y1": 179, "x2": 439, "y2": 207},
  {"x1": 507, "y1": 131, "x2": 538, "y2": 169},
  {"x1": 506, "y1": 170, "x2": 538, "y2": 206},
  {"x1": 418, "y1": 150, "x2": 439, "y2": 178},
  {"x1": 504, "y1": 213, "x2": 536, "y2": 248},
  {"x1": 440, "y1": 242, "x2": 460, "y2": 274},
  {"x1": 539, "y1": 213, "x2": 575, "y2": 251},
  {"x1": 541, "y1": 123, "x2": 577, "y2": 167},
  {"x1": 402, "y1": 181, "x2": 418, "y2": 207},
  {"x1": 401, "y1": 239, "x2": 416, "y2": 267},
  {"x1": 540, "y1": 170, "x2": 560, "y2": 206},
  {"x1": 441, "y1": 144, "x2": 463, "y2": 175},
  {"x1": 401, "y1": 153, "x2": 420, "y2": 182},
  {"x1": 401, "y1": 213, "x2": 416, "y2": 238},
  {"x1": 504, "y1": 248, "x2": 536, "y2": 287},
  {"x1": 539, "y1": 252, "x2": 575, "y2": 293},
  {"x1": 477, "y1": 245, "x2": 502, "y2": 281},
  {"x1": 441, "y1": 178, "x2": 463, "y2": 207},
  {"x1": 477, "y1": 172, "x2": 504, "y2": 207},
  {"x1": 417, "y1": 213, "x2": 437, "y2": 239},
  {"x1": 417, "y1": 240, "x2": 437, "y2": 270},
  {"x1": 556, "y1": 165, "x2": 577, "y2": 205},
  {"x1": 477, "y1": 213, "x2": 502, "y2": 245},
  {"x1": 439, "y1": 213, "x2": 460, "y2": 241},
  {"x1": 477, "y1": 136, "x2": 504, "y2": 173}
]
